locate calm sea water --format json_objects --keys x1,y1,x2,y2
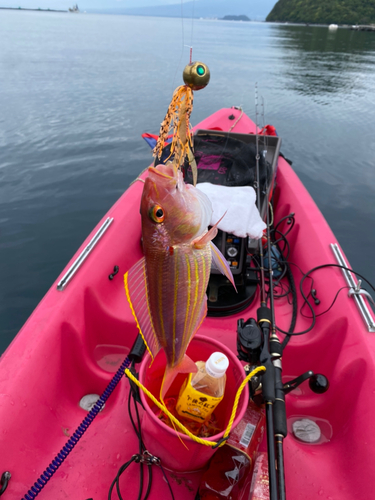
[{"x1": 1, "y1": 11, "x2": 375, "y2": 353}]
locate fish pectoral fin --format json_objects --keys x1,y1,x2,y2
[
  {"x1": 192, "y1": 212, "x2": 227, "y2": 249},
  {"x1": 210, "y1": 241, "x2": 237, "y2": 291},
  {"x1": 124, "y1": 257, "x2": 161, "y2": 360},
  {"x1": 161, "y1": 355, "x2": 198, "y2": 400}
]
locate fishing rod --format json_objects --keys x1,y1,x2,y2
[
  {"x1": 259, "y1": 96, "x2": 287, "y2": 500},
  {"x1": 254, "y1": 86, "x2": 279, "y2": 500},
  {"x1": 258, "y1": 95, "x2": 289, "y2": 500}
]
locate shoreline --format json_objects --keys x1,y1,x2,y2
[{"x1": 0, "y1": 7, "x2": 66, "y2": 13}]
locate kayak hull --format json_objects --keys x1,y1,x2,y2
[{"x1": 1, "y1": 108, "x2": 374, "y2": 499}]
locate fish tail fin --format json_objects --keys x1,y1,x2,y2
[{"x1": 160, "y1": 355, "x2": 197, "y2": 400}]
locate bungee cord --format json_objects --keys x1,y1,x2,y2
[{"x1": 250, "y1": 209, "x2": 375, "y2": 339}]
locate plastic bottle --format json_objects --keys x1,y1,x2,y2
[
  {"x1": 176, "y1": 352, "x2": 229, "y2": 427},
  {"x1": 198, "y1": 401, "x2": 266, "y2": 500}
]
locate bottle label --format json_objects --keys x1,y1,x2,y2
[
  {"x1": 239, "y1": 422, "x2": 256, "y2": 447},
  {"x1": 176, "y1": 374, "x2": 224, "y2": 423}
]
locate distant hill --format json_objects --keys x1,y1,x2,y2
[
  {"x1": 88, "y1": 0, "x2": 277, "y2": 22},
  {"x1": 266, "y1": 0, "x2": 375, "y2": 25},
  {"x1": 222, "y1": 15, "x2": 250, "y2": 21}
]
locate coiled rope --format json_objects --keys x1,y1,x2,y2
[{"x1": 125, "y1": 364, "x2": 266, "y2": 448}]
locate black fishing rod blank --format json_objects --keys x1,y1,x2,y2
[
  {"x1": 254, "y1": 86, "x2": 279, "y2": 500},
  {"x1": 263, "y1": 125, "x2": 287, "y2": 499},
  {"x1": 267, "y1": 240, "x2": 287, "y2": 500},
  {"x1": 257, "y1": 306, "x2": 278, "y2": 500}
]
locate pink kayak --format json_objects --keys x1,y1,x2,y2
[{"x1": 1, "y1": 107, "x2": 375, "y2": 500}]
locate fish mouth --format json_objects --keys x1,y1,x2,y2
[{"x1": 148, "y1": 164, "x2": 177, "y2": 181}]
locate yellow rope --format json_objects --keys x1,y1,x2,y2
[
  {"x1": 125, "y1": 365, "x2": 266, "y2": 448},
  {"x1": 223, "y1": 365, "x2": 265, "y2": 440},
  {"x1": 124, "y1": 273, "x2": 154, "y2": 362}
]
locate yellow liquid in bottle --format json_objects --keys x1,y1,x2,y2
[
  {"x1": 176, "y1": 353, "x2": 229, "y2": 427},
  {"x1": 190, "y1": 361, "x2": 226, "y2": 398}
]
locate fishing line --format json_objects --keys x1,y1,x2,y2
[
  {"x1": 180, "y1": 0, "x2": 185, "y2": 50},
  {"x1": 170, "y1": 0, "x2": 187, "y2": 94},
  {"x1": 172, "y1": 0, "x2": 196, "y2": 91},
  {"x1": 190, "y1": 0, "x2": 196, "y2": 54},
  {"x1": 260, "y1": 96, "x2": 269, "y2": 160}
]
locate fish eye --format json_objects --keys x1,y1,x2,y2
[{"x1": 149, "y1": 205, "x2": 165, "y2": 223}]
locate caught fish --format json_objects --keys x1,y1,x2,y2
[{"x1": 124, "y1": 163, "x2": 234, "y2": 399}]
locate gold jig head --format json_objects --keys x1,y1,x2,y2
[{"x1": 183, "y1": 62, "x2": 210, "y2": 91}]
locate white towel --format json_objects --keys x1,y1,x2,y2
[{"x1": 196, "y1": 183, "x2": 266, "y2": 239}]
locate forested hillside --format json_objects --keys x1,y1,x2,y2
[{"x1": 266, "y1": 0, "x2": 375, "y2": 24}]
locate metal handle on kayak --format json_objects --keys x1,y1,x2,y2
[
  {"x1": 331, "y1": 243, "x2": 375, "y2": 332},
  {"x1": 57, "y1": 217, "x2": 114, "y2": 291}
]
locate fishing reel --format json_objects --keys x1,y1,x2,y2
[
  {"x1": 237, "y1": 318, "x2": 263, "y2": 398},
  {"x1": 237, "y1": 318, "x2": 330, "y2": 398},
  {"x1": 237, "y1": 318, "x2": 262, "y2": 364}
]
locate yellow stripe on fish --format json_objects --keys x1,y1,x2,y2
[
  {"x1": 186, "y1": 254, "x2": 199, "y2": 342},
  {"x1": 182, "y1": 253, "x2": 191, "y2": 349},
  {"x1": 158, "y1": 256, "x2": 167, "y2": 349},
  {"x1": 172, "y1": 247, "x2": 179, "y2": 366}
]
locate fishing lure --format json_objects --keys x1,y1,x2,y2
[{"x1": 153, "y1": 61, "x2": 210, "y2": 186}]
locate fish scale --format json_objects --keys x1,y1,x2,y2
[{"x1": 145, "y1": 243, "x2": 211, "y2": 367}]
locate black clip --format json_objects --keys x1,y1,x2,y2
[
  {"x1": 126, "y1": 365, "x2": 145, "y2": 408},
  {"x1": 212, "y1": 435, "x2": 229, "y2": 449},
  {"x1": 0, "y1": 472, "x2": 11, "y2": 496},
  {"x1": 108, "y1": 265, "x2": 119, "y2": 280},
  {"x1": 133, "y1": 451, "x2": 160, "y2": 465}
]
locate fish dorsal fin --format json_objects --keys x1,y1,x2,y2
[
  {"x1": 210, "y1": 241, "x2": 237, "y2": 291},
  {"x1": 124, "y1": 257, "x2": 161, "y2": 361}
]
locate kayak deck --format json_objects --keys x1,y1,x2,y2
[{"x1": 1, "y1": 108, "x2": 375, "y2": 499}]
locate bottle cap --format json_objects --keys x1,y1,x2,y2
[{"x1": 205, "y1": 352, "x2": 229, "y2": 378}]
